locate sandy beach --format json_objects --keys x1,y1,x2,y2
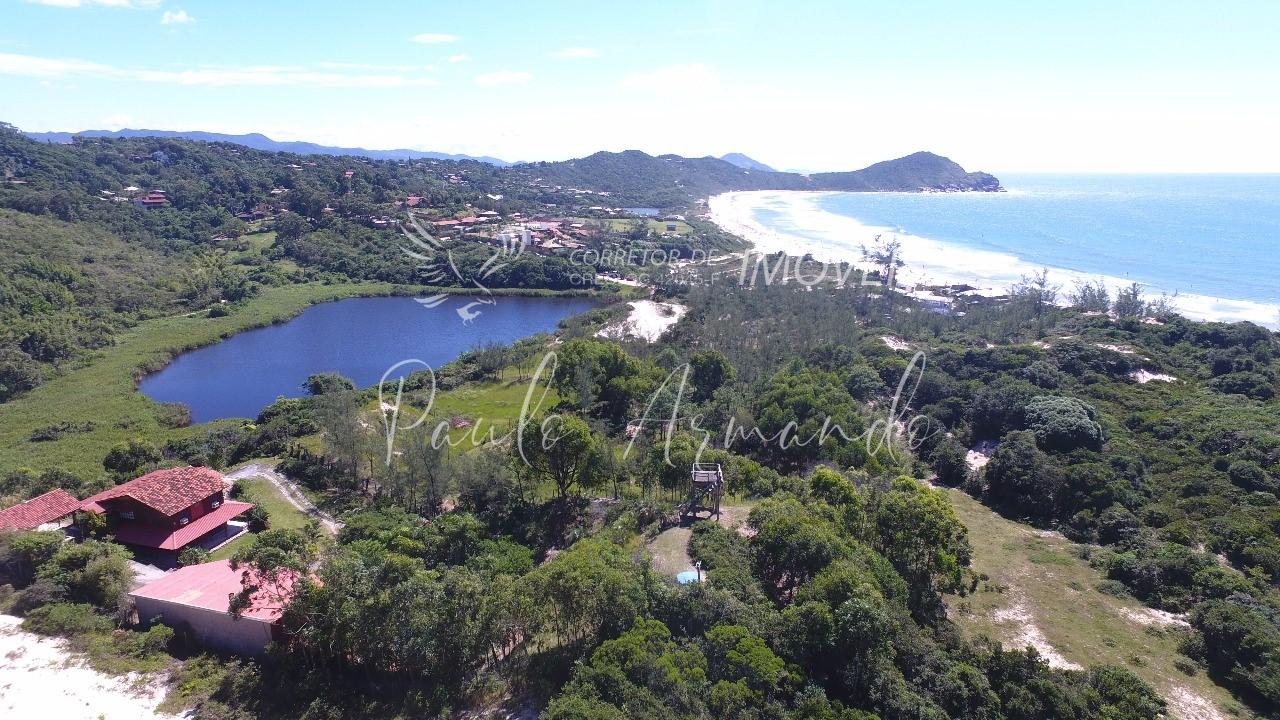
[
  {"x1": 597, "y1": 300, "x2": 688, "y2": 342},
  {"x1": 0, "y1": 615, "x2": 173, "y2": 720},
  {"x1": 707, "y1": 191, "x2": 1280, "y2": 328}
]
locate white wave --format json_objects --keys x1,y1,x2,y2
[{"x1": 708, "y1": 191, "x2": 1280, "y2": 329}]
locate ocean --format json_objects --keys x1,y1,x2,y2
[{"x1": 710, "y1": 175, "x2": 1280, "y2": 327}]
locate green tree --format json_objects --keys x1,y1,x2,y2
[
  {"x1": 1024, "y1": 395, "x2": 1103, "y2": 452},
  {"x1": 689, "y1": 349, "x2": 736, "y2": 402},
  {"x1": 872, "y1": 478, "x2": 972, "y2": 617},
  {"x1": 102, "y1": 438, "x2": 161, "y2": 476},
  {"x1": 517, "y1": 414, "x2": 598, "y2": 497},
  {"x1": 302, "y1": 372, "x2": 355, "y2": 395}
]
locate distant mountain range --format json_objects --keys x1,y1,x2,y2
[
  {"x1": 719, "y1": 153, "x2": 777, "y2": 173},
  {"x1": 23, "y1": 129, "x2": 511, "y2": 166},
  {"x1": 512, "y1": 149, "x2": 1001, "y2": 205},
  {"x1": 17, "y1": 126, "x2": 1000, "y2": 205}
]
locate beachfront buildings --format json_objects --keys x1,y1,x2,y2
[{"x1": 78, "y1": 466, "x2": 253, "y2": 564}]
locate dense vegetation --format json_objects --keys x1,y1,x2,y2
[{"x1": 0, "y1": 126, "x2": 1275, "y2": 719}]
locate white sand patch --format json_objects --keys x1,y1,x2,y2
[
  {"x1": 1031, "y1": 528, "x2": 1068, "y2": 541},
  {"x1": 965, "y1": 450, "x2": 990, "y2": 472},
  {"x1": 989, "y1": 594, "x2": 1082, "y2": 670},
  {"x1": 1096, "y1": 343, "x2": 1138, "y2": 354},
  {"x1": 596, "y1": 300, "x2": 687, "y2": 342},
  {"x1": 880, "y1": 335, "x2": 912, "y2": 351},
  {"x1": 600, "y1": 275, "x2": 647, "y2": 288},
  {"x1": 1130, "y1": 369, "x2": 1177, "y2": 384},
  {"x1": 1166, "y1": 685, "x2": 1229, "y2": 720},
  {"x1": 1118, "y1": 607, "x2": 1190, "y2": 628},
  {"x1": 0, "y1": 615, "x2": 174, "y2": 720},
  {"x1": 966, "y1": 441, "x2": 997, "y2": 471}
]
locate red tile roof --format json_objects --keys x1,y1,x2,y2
[
  {"x1": 130, "y1": 558, "x2": 296, "y2": 622},
  {"x1": 81, "y1": 466, "x2": 226, "y2": 516},
  {"x1": 109, "y1": 500, "x2": 254, "y2": 551},
  {"x1": 0, "y1": 489, "x2": 80, "y2": 530}
]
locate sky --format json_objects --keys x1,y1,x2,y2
[{"x1": 1, "y1": 0, "x2": 1278, "y2": 173}]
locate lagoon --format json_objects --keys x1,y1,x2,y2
[{"x1": 139, "y1": 295, "x2": 599, "y2": 423}]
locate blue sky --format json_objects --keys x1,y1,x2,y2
[{"x1": 1, "y1": 0, "x2": 1278, "y2": 172}]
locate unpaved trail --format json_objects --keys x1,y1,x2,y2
[{"x1": 226, "y1": 462, "x2": 342, "y2": 534}]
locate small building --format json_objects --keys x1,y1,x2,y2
[
  {"x1": 79, "y1": 466, "x2": 252, "y2": 563},
  {"x1": 130, "y1": 559, "x2": 297, "y2": 655},
  {"x1": 132, "y1": 190, "x2": 169, "y2": 210},
  {"x1": 0, "y1": 489, "x2": 80, "y2": 531}
]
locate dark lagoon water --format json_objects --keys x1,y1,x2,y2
[{"x1": 139, "y1": 295, "x2": 599, "y2": 422}]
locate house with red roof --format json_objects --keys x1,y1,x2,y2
[
  {"x1": 132, "y1": 189, "x2": 169, "y2": 210},
  {"x1": 79, "y1": 466, "x2": 252, "y2": 562},
  {"x1": 131, "y1": 559, "x2": 298, "y2": 655},
  {"x1": 0, "y1": 488, "x2": 80, "y2": 531}
]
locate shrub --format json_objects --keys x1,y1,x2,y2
[
  {"x1": 178, "y1": 547, "x2": 212, "y2": 567},
  {"x1": 245, "y1": 506, "x2": 270, "y2": 532},
  {"x1": 102, "y1": 438, "x2": 161, "y2": 475},
  {"x1": 929, "y1": 437, "x2": 970, "y2": 486},
  {"x1": 22, "y1": 602, "x2": 113, "y2": 636},
  {"x1": 1024, "y1": 395, "x2": 1103, "y2": 452},
  {"x1": 983, "y1": 431, "x2": 1063, "y2": 518}
]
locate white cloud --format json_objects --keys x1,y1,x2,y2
[
  {"x1": 474, "y1": 70, "x2": 532, "y2": 87},
  {"x1": 0, "y1": 52, "x2": 111, "y2": 77},
  {"x1": 549, "y1": 47, "x2": 599, "y2": 60},
  {"x1": 320, "y1": 62, "x2": 426, "y2": 73},
  {"x1": 619, "y1": 63, "x2": 719, "y2": 92},
  {"x1": 0, "y1": 52, "x2": 440, "y2": 88},
  {"x1": 410, "y1": 33, "x2": 458, "y2": 44},
  {"x1": 447, "y1": 54, "x2": 470, "y2": 64},
  {"x1": 24, "y1": 0, "x2": 159, "y2": 7},
  {"x1": 160, "y1": 9, "x2": 193, "y2": 24}
]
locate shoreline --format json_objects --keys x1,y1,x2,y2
[{"x1": 707, "y1": 190, "x2": 1280, "y2": 328}]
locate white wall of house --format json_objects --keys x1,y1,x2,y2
[{"x1": 132, "y1": 596, "x2": 275, "y2": 656}]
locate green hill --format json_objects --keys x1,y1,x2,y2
[{"x1": 812, "y1": 150, "x2": 1002, "y2": 192}]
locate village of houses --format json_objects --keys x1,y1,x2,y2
[{"x1": 85, "y1": 158, "x2": 698, "y2": 277}]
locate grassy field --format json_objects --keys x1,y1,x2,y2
[
  {"x1": 0, "y1": 282, "x2": 407, "y2": 479},
  {"x1": 590, "y1": 218, "x2": 694, "y2": 236},
  {"x1": 209, "y1": 473, "x2": 311, "y2": 561},
  {"x1": 372, "y1": 375, "x2": 564, "y2": 450},
  {"x1": 939, "y1": 484, "x2": 1248, "y2": 720}
]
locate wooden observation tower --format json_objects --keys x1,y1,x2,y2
[{"x1": 683, "y1": 463, "x2": 724, "y2": 520}]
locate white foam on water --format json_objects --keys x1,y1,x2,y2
[{"x1": 708, "y1": 191, "x2": 1280, "y2": 329}]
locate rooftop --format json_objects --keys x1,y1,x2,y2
[
  {"x1": 0, "y1": 488, "x2": 80, "y2": 530},
  {"x1": 130, "y1": 558, "x2": 296, "y2": 622},
  {"x1": 81, "y1": 466, "x2": 226, "y2": 516}
]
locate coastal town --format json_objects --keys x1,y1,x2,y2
[{"x1": 3, "y1": 2, "x2": 1279, "y2": 719}]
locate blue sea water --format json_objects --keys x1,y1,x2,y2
[{"x1": 735, "y1": 175, "x2": 1280, "y2": 326}]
